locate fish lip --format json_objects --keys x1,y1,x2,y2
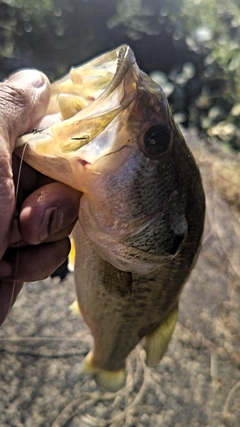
[
  {"x1": 104, "y1": 45, "x2": 136, "y2": 95},
  {"x1": 72, "y1": 44, "x2": 137, "y2": 116},
  {"x1": 70, "y1": 44, "x2": 137, "y2": 113}
]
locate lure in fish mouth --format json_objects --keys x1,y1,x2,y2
[{"x1": 15, "y1": 45, "x2": 205, "y2": 392}]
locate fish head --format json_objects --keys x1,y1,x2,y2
[
  {"x1": 16, "y1": 45, "x2": 171, "y2": 187},
  {"x1": 15, "y1": 45, "x2": 198, "y2": 274},
  {"x1": 78, "y1": 67, "x2": 191, "y2": 273},
  {"x1": 15, "y1": 45, "x2": 140, "y2": 189}
]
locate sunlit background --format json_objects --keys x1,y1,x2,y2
[{"x1": 0, "y1": 0, "x2": 240, "y2": 150}]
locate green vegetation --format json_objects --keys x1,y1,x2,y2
[
  {"x1": 0, "y1": 0, "x2": 239, "y2": 149},
  {"x1": 178, "y1": 0, "x2": 240, "y2": 149}
]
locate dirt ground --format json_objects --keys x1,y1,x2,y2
[{"x1": 1, "y1": 129, "x2": 240, "y2": 427}]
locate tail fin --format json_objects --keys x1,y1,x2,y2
[{"x1": 79, "y1": 351, "x2": 126, "y2": 392}]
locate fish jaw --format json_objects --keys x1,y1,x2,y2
[
  {"x1": 14, "y1": 44, "x2": 171, "y2": 198},
  {"x1": 14, "y1": 45, "x2": 141, "y2": 190}
]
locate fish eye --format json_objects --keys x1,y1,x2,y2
[{"x1": 143, "y1": 124, "x2": 172, "y2": 156}]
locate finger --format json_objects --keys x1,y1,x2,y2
[
  {"x1": 0, "y1": 70, "x2": 50, "y2": 259},
  {"x1": 9, "y1": 218, "x2": 76, "y2": 247},
  {"x1": 18, "y1": 182, "x2": 81, "y2": 245},
  {"x1": 0, "y1": 236, "x2": 70, "y2": 327},
  {"x1": 0, "y1": 70, "x2": 51, "y2": 146},
  {"x1": 43, "y1": 221, "x2": 77, "y2": 244},
  {"x1": 0, "y1": 281, "x2": 23, "y2": 327},
  {"x1": 1, "y1": 237, "x2": 70, "y2": 283},
  {"x1": 12, "y1": 153, "x2": 53, "y2": 206}
]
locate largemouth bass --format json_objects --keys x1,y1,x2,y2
[{"x1": 15, "y1": 45, "x2": 205, "y2": 391}]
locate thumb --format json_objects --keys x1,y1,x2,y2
[
  {"x1": 0, "y1": 70, "x2": 51, "y2": 259},
  {"x1": 1, "y1": 69, "x2": 51, "y2": 147}
]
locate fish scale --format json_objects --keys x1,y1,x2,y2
[{"x1": 15, "y1": 45, "x2": 205, "y2": 391}]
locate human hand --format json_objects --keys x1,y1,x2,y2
[{"x1": 0, "y1": 70, "x2": 81, "y2": 326}]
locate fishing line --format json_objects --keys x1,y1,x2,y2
[
  {"x1": 5, "y1": 141, "x2": 28, "y2": 319},
  {"x1": 51, "y1": 347, "x2": 150, "y2": 427},
  {"x1": 15, "y1": 140, "x2": 28, "y2": 201}
]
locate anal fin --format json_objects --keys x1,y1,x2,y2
[{"x1": 145, "y1": 305, "x2": 178, "y2": 367}]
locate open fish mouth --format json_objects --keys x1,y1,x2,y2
[
  {"x1": 14, "y1": 44, "x2": 170, "y2": 192},
  {"x1": 15, "y1": 45, "x2": 140, "y2": 159}
]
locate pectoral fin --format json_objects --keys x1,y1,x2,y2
[
  {"x1": 79, "y1": 351, "x2": 126, "y2": 392},
  {"x1": 145, "y1": 305, "x2": 178, "y2": 367},
  {"x1": 69, "y1": 300, "x2": 81, "y2": 317},
  {"x1": 68, "y1": 236, "x2": 76, "y2": 272}
]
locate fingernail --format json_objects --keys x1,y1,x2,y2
[
  {"x1": 0, "y1": 260, "x2": 12, "y2": 277},
  {"x1": 7, "y1": 70, "x2": 48, "y2": 89},
  {"x1": 39, "y1": 207, "x2": 63, "y2": 241}
]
